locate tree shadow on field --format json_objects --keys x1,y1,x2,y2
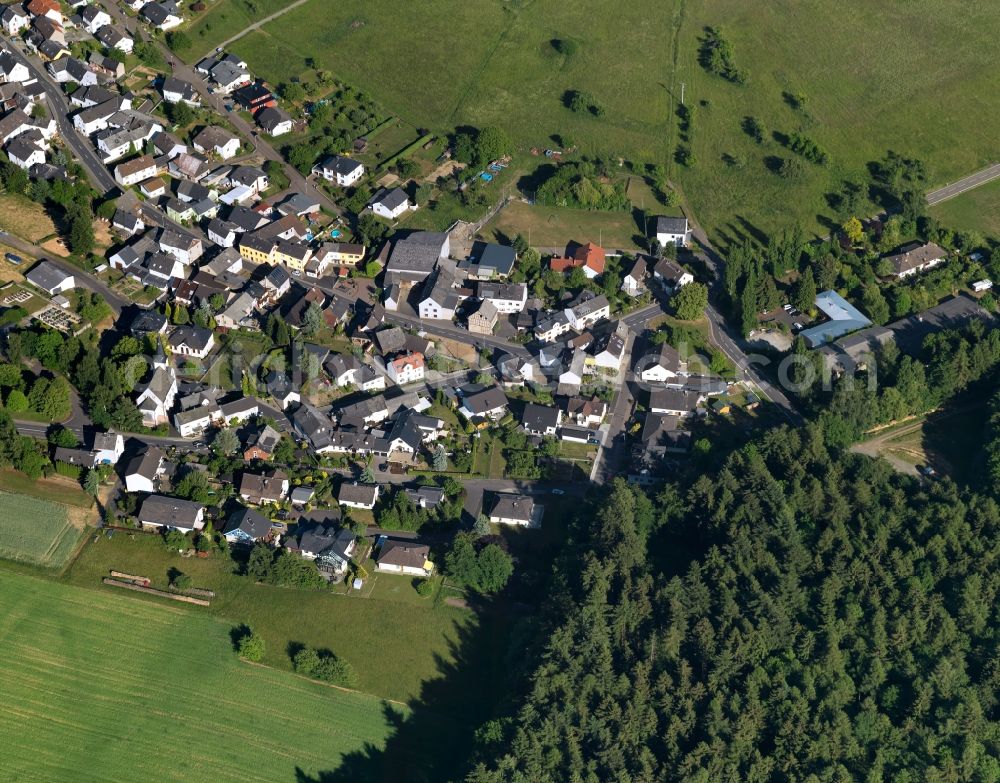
[{"x1": 290, "y1": 603, "x2": 515, "y2": 783}]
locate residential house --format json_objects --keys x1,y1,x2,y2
[
  {"x1": 521, "y1": 403, "x2": 561, "y2": 436},
  {"x1": 1, "y1": 6, "x2": 30, "y2": 35},
  {"x1": 654, "y1": 215, "x2": 690, "y2": 248},
  {"x1": 138, "y1": 495, "x2": 205, "y2": 533},
  {"x1": 457, "y1": 383, "x2": 508, "y2": 423},
  {"x1": 459, "y1": 242, "x2": 516, "y2": 280},
  {"x1": 114, "y1": 154, "x2": 158, "y2": 187},
  {"x1": 232, "y1": 82, "x2": 274, "y2": 112},
  {"x1": 79, "y1": 5, "x2": 111, "y2": 34},
  {"x1": 649, "y1": 387, "x2": 702, "y2": 417},
  {"x1": 25, "y1": 260, "x2": 73, "y2": 294},
  {"x1": 652, "y1": 257, "x2": 694, "y2": 289},
  {"x1": 290, "y1": 524, "x2": 355, "y2": 576},
  {"x1": 123, "y1": 445, "x2": 164, "y2": 493},
  {"x1": 168, "y1": 325, "x2": 215, "y2": 359},
  {"x1": 639, "y1": 343, "x2": 688, "y2": 383},
  {"x1": 375, "y1": 539, "x2": 433, "y2": 576},
  {"x1": 112, "y1": 209, "x2": 144, "y2": 237},
  {"x1": 291, "y1": 403, "x2": 334, "y2": 449},
  {"x1": 95, "y1": 25, "x2": 133, "y2": 54},
  {"x1": 489, "y1": 494, "x2": 540, "y2": 527},
  {"x1": 312, "y1": 154, "x2": 363, "y2": 186},
  {"x1": 255, "y1": 106, "x2": 292, "y2": 136},
  {"x1": 243, "y1": 424, "x2": 282, "y2": 461},
  {"x1": 369, "y1": 186, "x2": 411, "y2": 219},
  {"x1": 173, "y1": 404, "x2": 220, "y2": 437},
  {"x1": 883, "y1": 241, "x2": 947, "y2": 278},
  {"x1": 338, "y1": 482, "x2": 380, "y2": 510},
  {"x1": 222, "y1": 508, "x2": 272, "y2": 545},
  {"x1": 92, "y1": 431, "x2": 124, "y2": 464},
  {"x1": 239, "y1": 470, "x2": 289, "y2": 505},
  {"x1": 140, "y1": 1, "x2": 182, "y2": 30},
  {"x1": 622, "y1": 256, "x2": 647, "y2": 297},
  {"x1": 550, "y1": 242, "x2": 605, "y2": 279},
  {"x1": 565, "y1": 396, "x2": 607, "y2": 427},
  {"x1": 418, "y1": 266, "x2": 461, "y2": 320},
  {"x1": 403, "y1": 485, "x2": 444, "y2": 509},
  {"x1": 387, "y1": 352, "x2": 425, "y2": 385},
  {"x1": 6, "y1": 137, "x2": 44, "y2": 170},
  {"x1": 0, "y1": 51, "x2": 30, "y2": 84},
  {"x1": 468, "y1": 299, "x2": 498, "y2": 335},
  {"x1": 566, "y1": 294, "x2": 610, "y2": 331},
  {"x1": 589, "y1": 332, "x2": 626, "y2": 373},
  {"x1": 192, "y1": 126, "x2": 240, "y2": 160},
  {"x1": 207, "y1": 219, "x2": 238, "y2": 248},
  {"x1": 161, "y1": 76, "x2": 200, "y2": 106},
  {"x1": 478, "y1": 281, "x2": 527, "y2": 313},
  {"x1": 158, "y1": 229, "x2": 203, "y2": 265}
]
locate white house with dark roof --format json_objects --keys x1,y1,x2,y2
[
  {"x1": 138, "y1": 495, "x2": 205, "y2": 533},
  {"x1": 338, "y1": 482, "x2": 380, "y2": 510},
  {"x1": 370, "y1": 187, "x2": 411, "y2": 220},
  {"x1": 654, "y1": 215, "x2": 690, "y2": 248},
  {"x1": 123, "y1": 445, "x2": 164, "y2": 493},
  {"x1": 521, "y1": 403, "x2": 561, "y2": 436},
  {"x1": 25, "y1": 259, "x2": 73, "y2": 295},
  {"x1": 312, "y1": 154, "x2": 363, "y2": 186},
  {"x1": 489, "y1": 493, "x2": 541, "y2": 527},
  {"x1": 168, "y1": 325, "x2": 215, "y2": 359},
  {"x1": 376, "y1": 539, "x2": 433, "y2": 576}
]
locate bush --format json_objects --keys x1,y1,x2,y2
[
  {"x1": 415, "y1": 578, "x2": 435, "y2": 597},
  {"x1": 292, "y1": 646, "x2": 357, "y2": 687},
  {"x1": 237, "y1": 629, "x2": 265, "y2": 662}
]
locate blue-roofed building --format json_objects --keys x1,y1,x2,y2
[{"x1": 800, "y1": 290, "x2": 872, "y2": 348}]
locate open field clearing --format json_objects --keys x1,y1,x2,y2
[
  {"x1": 66, "y1": 533, "x2": 482, "y2": 705},
  {"x1": 929, "y1": 176, "x2": 1000, "y2": 238},
  {"x1": 0, "y1": 469, "x2": 95, "y2": 508},
  {"x1": 0, "y1": 571, "x2": 399, "y2": 783},
  {"x1": 218, "y1": 0, "x2": 1000, "y2": 242},
  {"x1": 0, "y1": 193, "x2": 58, "y2": 243},
  {"x1": 0, "y1": 491, "x2": 86, "y2": 569},
  {"x1": 673, "y1": 0, "x2": 1000, "y2": 242},
  {"x1": 168, "y1": 0, "x2": 298, "y2": 61},
  {"x1": 486, "y1": 200, "x2": 644, "y2": 250}
]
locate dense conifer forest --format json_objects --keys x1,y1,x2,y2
[{"x1": 464, "y1": 425, "x2": 1000, "y2": 783}]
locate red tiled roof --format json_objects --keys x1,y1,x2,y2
[
  {"x1": 575, "y1": 242, "x2": 606, "y2": 273},
  {"x1": 549, "y1": 256, "x2": 580, "y2": 273}
]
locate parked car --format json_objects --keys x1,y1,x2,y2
[
  {"x1": 4, "y1": 252, "x2": 22, "y2": 265},
  {"x1": 551, "y1": 488, "x2": 565, "y2": 495}
]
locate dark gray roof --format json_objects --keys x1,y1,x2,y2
[
  {"x1": 521, "y1": 402, "x2": 560, "y2": 430},
  {"x1": 655, "y1": 215, "x2": 688, "y2": 234},
  {"x1": 139, "y1": 494, "x2": 203, "y2": 526},
  {"x1": 459, "y1": 383, "x2": 508, "y2": 415},
  {"x1": 223, "y1": 507, "x2": 271, "y2": 540},
  {"x1": 25, "y1": 260, "x2": 72, "y2": 292},
  {"x1": 169, "y1": 325, "x2": 213, "y2": 351}
]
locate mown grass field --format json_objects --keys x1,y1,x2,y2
[
  {"x1": 487, "y1": 200, "x2": 645, "y2": 250},
  {"x1": 0, "y1": 492, "x2": 85, "y2": 569},
  {"x1": 929, "y1": 177, "x2": 1000, "y2": 238},
  {"x1": 66, "y1": 534, "x2": 483, "y2": 705},
  {"x1": 213, "y1": 0, "x2": 1000, "y2": 244},
  {"x1": 0, "y1": 469, "x2": 94, "y2": 507},
  {"x1": 0, "y1": 570, "x2": 399, "y2": 783}
]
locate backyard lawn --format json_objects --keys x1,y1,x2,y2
[{"x1": 0, "y1": 570, "x2": 400, "y2": 783}]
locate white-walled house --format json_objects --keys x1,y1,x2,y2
[
  {"x1": 654, "y1": 215, "x2": 690, "y2": 248},
  {"x1": 387, "y1": 352, "x2": 425, "y2": 385},
  {"x1": 311, "y1": 154, "x2": 363, "y2": 186},
  {"x1": 370, "y1": 187, "x2": 411, "y2": 220}
]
